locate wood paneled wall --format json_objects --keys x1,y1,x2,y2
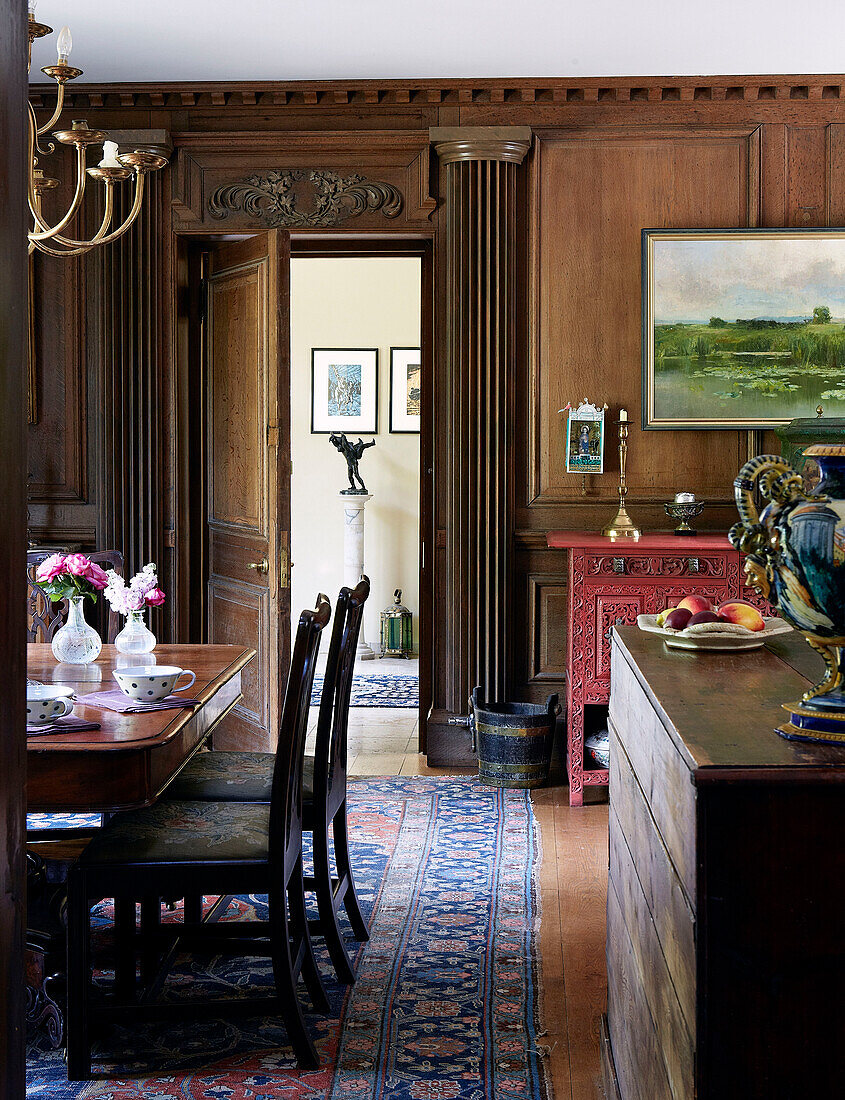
[
  {"x1": 27, "y1": 156, "x2": 174, "y2": 639},
  {"x1": 26, "y1": 75, "x2": 845, "y2": 742},
  {"x1": 3, "y1": 1, "x2": 28, "y2": 1092}
]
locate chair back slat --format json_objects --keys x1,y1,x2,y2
[
  {"x1": 269, "y1": 595, "x2": 331, "y2": 874},
  {"x1": 314, "y1": 577, "x2": 370, "y2": 816},
  {"x1": 26, "y1": 550, "x2": 124, "y2": 643}
]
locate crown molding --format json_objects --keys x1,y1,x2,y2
[{"x1": 28, "y1": 75, "x2": 845, "y2": 112}]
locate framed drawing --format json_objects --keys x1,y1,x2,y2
[
  {"x1": 311, "y1": 348, "x2": 378, "y2": 434},
  {"x1": 389, "y1": 347, "x2": 421, "y2": 433},
  {"x1": 564, "y1": 400, "x2": 606, "y2": 473},
  {"x1": 643, "y1": 228, "x2": 845, "y2": 429}
]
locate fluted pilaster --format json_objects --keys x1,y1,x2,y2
[{"x1": 432, "y1": 126, "x2": 531, "y2": 714}]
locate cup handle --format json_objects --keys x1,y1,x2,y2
[
  {"x1": 55, "y1": 698, "x2": 74, "y2": 718},
  {"x1": 173, "y1": 670, "x2": 196, "y2": 694}
]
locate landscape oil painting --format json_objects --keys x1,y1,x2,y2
[{"x1": 643, "y1": 229, "x2": 845, "y2": 428}]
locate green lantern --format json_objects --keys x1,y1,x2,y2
[{"x1": 380, "y1": 589, "x2": 413, "y2": 658}]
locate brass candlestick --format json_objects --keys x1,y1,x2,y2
[{"x1": 602, "y1": 419, "x2": 641, "y2": 539}]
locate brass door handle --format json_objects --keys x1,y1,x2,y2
[{"x1": 247, "y1": 558, "x2": 269, "y2": 574}]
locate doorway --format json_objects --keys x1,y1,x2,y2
[
  {"x1": 178, "y1": 234, "x2": 432, "y2": 758},
  {"x1": 289, "y1": 251, "x2": 422, "y2": 762}
]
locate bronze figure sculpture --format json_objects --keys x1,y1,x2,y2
[{"x1": 329, "y1": 432, "x2": 376, "y2": 494}]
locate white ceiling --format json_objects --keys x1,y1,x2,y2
[{"x1": 29, "y1": 0, "x2": 845, "y2": 84}]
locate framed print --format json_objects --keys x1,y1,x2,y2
[
  {"x1": 564, "y1": 400, "x2": 605, "y2": 473},
  {"x1": 389, "y1": 347, "x2": 421, "y2": 433},
  {"x1": 643, "y1": 228, "x2": 845, "y2": 429},
  {"x1": 311, "y1": 348, "x2": 378, "y2": 434}
]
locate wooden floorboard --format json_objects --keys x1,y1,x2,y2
[{"x1": 349, "y1": 751, "x2": 610, "y2": 1099}]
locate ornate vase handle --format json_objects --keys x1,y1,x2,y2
[{"x1": 730, "y1": 454, "x2": 805, "y2": 554}]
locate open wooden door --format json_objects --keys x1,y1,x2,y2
[{"x1": 205, "y1": 231, "x2": 291, "y2": 751}]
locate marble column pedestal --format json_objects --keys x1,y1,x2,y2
[{"x1": 339, "y1": 491, "x2": 375, "y2": 660}]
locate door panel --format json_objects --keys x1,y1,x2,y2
[{"x1": 206, "y1": 232, "x2": 290, "y2": 751}]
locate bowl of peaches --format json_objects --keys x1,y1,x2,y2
[{"x1": 637, "y1": 596, "x2": 793, "y2": 651}]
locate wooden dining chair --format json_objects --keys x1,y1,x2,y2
[
  {"x1": 65, "y1": 595, "x2": 332, "y2": 1079},
  {"x1": 163, "y1": 576, "x2": 371, "y2": 984},
  {"x1": 26, "y1": 548, "x2": 124, "y2": 643}
]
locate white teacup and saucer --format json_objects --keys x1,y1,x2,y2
[
  {"x1": 27, "y1": 684, "x2": 75, "y2": 725},
  {"x1": 113, "y1": 666, "x2": 196, "y2": 703}
]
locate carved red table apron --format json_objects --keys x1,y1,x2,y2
[{"x1": 546, "y1": 533, "x2": 769, "y2": 806}]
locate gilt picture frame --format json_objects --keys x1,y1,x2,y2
[
  {"x1": 311, "y1": 348, "x2": 378, "y2": 434},
  {"x1": 643, "y1": 228, "x2": 845, "y2": 429},
  {"x1": 389, "y1": 347, "x2": 421, "y2": 434}
]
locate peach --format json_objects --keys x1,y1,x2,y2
[
  {"x1": 717, "y1": 601, "x2": 765, "y2": 632},
  {"x1": 677, "y1": 594, "x2": 714, "y2": 616}
]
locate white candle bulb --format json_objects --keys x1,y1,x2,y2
[
  {"x1": 99, "y1": 140, "x2": 122, "y2": 169},
  {"x1": 619, "y1": 408, "x2": 628, "y2": 422},
  {"x1": 28, "y1": 1, "x2": 38, "y2": 15},
  {"x1": 57, "y1": 25, "x2": 72, "y2": 61}
]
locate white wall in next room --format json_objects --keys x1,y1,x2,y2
[{"x1": 290, "y1": 256, "x2": 421, "y2": 652}]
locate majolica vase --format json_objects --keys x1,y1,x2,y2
[{"x1": 730, "y1": 444, "x2": 845, "y2": 744}]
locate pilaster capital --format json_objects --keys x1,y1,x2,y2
[{"x1": 430, "y1": 126, "x2": 532, "y2": 165}]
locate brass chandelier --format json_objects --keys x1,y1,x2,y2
[{"x1": 27, "y1": 2, "x2": 168, "y2": 257}]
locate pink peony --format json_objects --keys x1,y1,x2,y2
[
  {"x1": 64, "y1": 553, "x2": 91, "y2": 577},
  {"x1": 86, "y1": 562, "x2": 110, "y2": 590},
  {"x1": 145, "y1": 587, "x2": 166, "y2": 607},
  {"x1": 35, "y1": 553, "x2": 67, "y2": 583}
]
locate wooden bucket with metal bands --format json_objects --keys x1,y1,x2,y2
[{"x1": 471, "y1": 688, "x2": 559, "y2": 789}]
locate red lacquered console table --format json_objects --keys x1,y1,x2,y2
[{"x1": 547, "y1": 532, "x2": 762, "y2": 805}]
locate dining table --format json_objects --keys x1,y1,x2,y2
[
  {"x1": 26, "y1": 643, "x2": 256, "y2": 814},
  {"x1": 25, "y1": 642, "x2": 255, "y2": 1049}
]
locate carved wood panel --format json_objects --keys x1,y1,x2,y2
[
  {"x1": 208, "y1": 262, "x2": 267, "y2": 533},
  {"x1": 594, "y1": 593, "x2": 647, "y2": 683},
  {"x1": 207, "y1": 579, "x2": 268, "y2": 750},
  {"x1": 528, "y1": 575, "x2": 568, "y2": 682},
  {"x1": 586, "y1": 554, "x2": 726, "y2": 579},
  {"x1": 27, "y1": 247, "x2": 86, "y2": 504},
  {"x1": 532, "y1": 128, "x2": 760, "y2": 508},
  {"x1": 172, "y1": 131, "x2": 435, "y2": 228}
]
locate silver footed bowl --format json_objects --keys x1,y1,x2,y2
[{"x1": 664, "y1": 501, "x2": 704, "y2": 534}]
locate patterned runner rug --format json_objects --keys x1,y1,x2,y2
[
  {"x1": 311, "y1": 674, "x2": 419, "y2": 709},
  {"x1": 27, "y1": 777, "x2": 548, "y2": 1100}
]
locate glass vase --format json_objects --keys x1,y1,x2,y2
[
  {"x1": 114, "y1": 610, "x2": 157, "y2": 656},
  {"x1": 51, "y1": 595, "x2": 102, "y2": 665}
]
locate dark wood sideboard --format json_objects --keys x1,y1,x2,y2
[
  {"x1": 603, "y1": 626, "x2": 845, "y2": 1099},
  {"x1": 546, "y1": 532, "x2": 770, "y2": 805}
]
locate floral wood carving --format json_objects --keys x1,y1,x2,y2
[{"x1": 208, "y1": 169, "x2": 403, "y2": 227}]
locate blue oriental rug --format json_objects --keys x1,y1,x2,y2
[
  {"x1": 311, "y1": 674, "x2": 419, "y2": 709},
  {"x1": 27, "y1": 777, "x2": 549, "y2": 1100}
]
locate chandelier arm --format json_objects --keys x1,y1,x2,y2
[
  {"x1": 28, "y1": 142, "x2": 89, "y2": 241},
  {"x1": 27, "y1": 107, "x2": 55, "y2": 237},
  {"x1": 35, "y1": 80, "x2": 67, "y2": 138},
  {"x1": 46, "y1": 172, "x2": 145, "y2": 251},
  {"x1": 29, "y1": 237, "x2": 102, "y2": 258},
  {"x1": 28, "y1": 101, "x2": 55, "y2": 161},
  {"x1": 39, "y1": 184, "x2": 116, "y2": 250}
]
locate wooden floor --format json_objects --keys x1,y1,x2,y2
[{"x1": 343, "y1": 717, "x2": 610, "y2": 1100}]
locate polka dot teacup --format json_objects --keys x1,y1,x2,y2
[
  {"x1": 27, "y1": 685, "x2": 75, "y2": 725},
  {"x1": 113, "y1": 665, "x2": 196, "y2": 702}
]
